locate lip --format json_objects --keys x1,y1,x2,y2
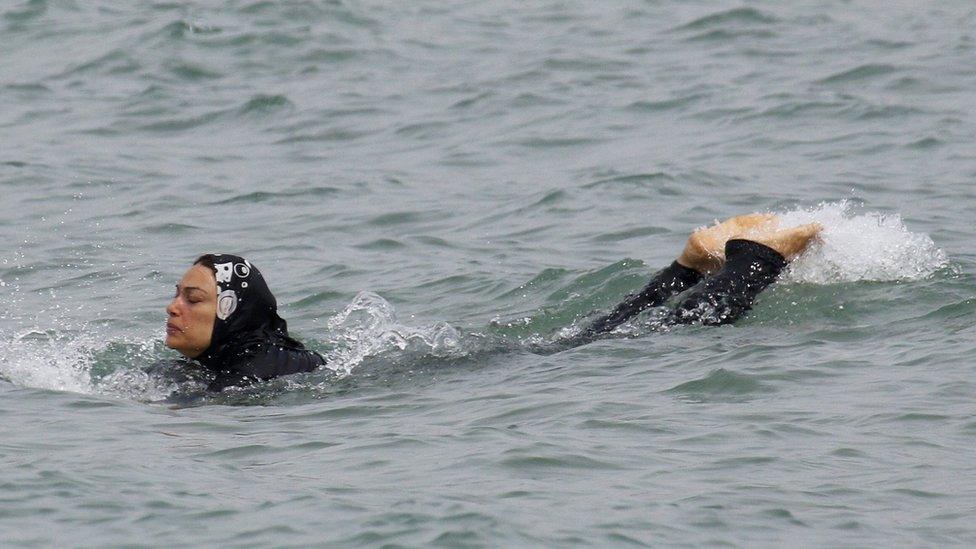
[{"x1": 166, "y1": 322, "x2": 181, "y2": 336}]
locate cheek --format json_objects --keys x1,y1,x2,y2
[{"x1": 192, "y1": 308, "x2": 216, "y2": 336}]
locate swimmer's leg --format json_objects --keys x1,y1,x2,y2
[
  {"x1": 666, "y1": 239, "x2": 786, "y2": 325},
  {"x1": 579, "y1": 261, "x2": 702, "y2": 338},
  {"x1": 667, "y1": 223, "x2": 821, "y2": 325},
  {"x1": 527, "y1": 261, "x2": 701, "y2": 354},
  {"x1": 578, "y1": 212, "x2": 778, "y2": 338}
]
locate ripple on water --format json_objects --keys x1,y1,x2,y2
[
  {"x1": 675, "y1": 7, "x2": 779, "y2": 31},
  {"x1": 816, "y1": 63, "x2": 902, "y2": 85},
  {"x1": 236, "y1": 94, "x2": 294, "y2": 116},
  {"x1": 499, "y1": 451, "x2": 625, "y2": 472},
  {"x1": 686, "y1": 29, "x2": 777, "y2": 43},
  {"x1": 57, "y1": 50, "x2": 141, "y2": 79},
  {"x1": 353, "y1": 238, "x2": 407, "y2": 251},
  {"x1": 666, "y1": 368, "x2": 773, "y2": 401},
  {"x1": 624, "y1": 94, "x2": 707, "y2": 112}
]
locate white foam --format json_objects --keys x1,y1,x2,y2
[
  {"x1": 775, "y1": 201, "x2": 947, "y2": 284},
  {"x1": 96, "y1": 366, "x2": 179, "y2": 402},
  {"x1": 0, "y1": 328, "x2": 95, "y2": 393}
]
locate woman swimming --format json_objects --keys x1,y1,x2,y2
[
  {"x1": 164, "y1": 215, "x2": 821, "y2": 391},
  {"x1": 165, "y1": 253, "x2": 326, "y2": 391}
]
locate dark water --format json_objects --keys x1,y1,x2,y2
[{"x1": 2, "y1": 1, "x2": 974, "y2": 546}]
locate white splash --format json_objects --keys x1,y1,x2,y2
[
  {"x1": 775, "y1": 201, "x2": 948, "y2": 284},
  {"x1": 0, "y1": 328, "x2": 96, "y2": 393},
  {"x1": 322, "y1": 291, "x2": 463, "y2": 376},
  {"x1": 0, "y1": 326, "x2": 179, "y2": 400}
]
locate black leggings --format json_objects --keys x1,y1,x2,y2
[{"x1": 550, "y1": 239, "x2": 787, "y2": 350}]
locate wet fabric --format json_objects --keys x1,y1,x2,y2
[
  {"x1": 581, "y1": 261, "x2": 703, "y2": 337},
  {"x1": 577, "y1": 239, "x2": 787, "y2": 340},
  {"x1": 666, "y1": 239, "x2": 787, "y2": 325},
  {"x1": 195, "y1": 254, "x2": 326, "y2": 391}
]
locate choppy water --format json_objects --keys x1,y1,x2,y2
[{"x1": 2, "y1": 1, "x2": 975, "y2": 546}]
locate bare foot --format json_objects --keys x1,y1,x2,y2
[
  {"x1": 677, "y1": 213, "x2": 777, "y2": 274},
  {"x1": 743, "y1": 222, "x2": 823, "y2": 261}
]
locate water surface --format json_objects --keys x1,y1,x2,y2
[{"x1": 2, "y1": 1, "x2": 975, "y2": 546}]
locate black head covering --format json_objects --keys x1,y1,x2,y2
[{"x1": 195, "y1": 254, "x2": 302, "y2": 369}]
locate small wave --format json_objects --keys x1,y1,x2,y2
[
  {"x1": 166, "y1": 61, "x2": 223, "y2": 81},
  {"x1": 685, "y1": 29, "x2": 776, "y2": 42},
  {"x1": 321, "y1": 291, "x2": 465, "y2": 377},
  {"x1": 675, "y1": 8, "x2": 778, "y2": 31},
  {"x1": 625, "y1": 95, "x2": 705, "y2": 112},
  {"x1": 667, "y1": 368, "x2": 771, "y2": 398},
  {"x1": 542, "y1": 57, "x2": 632, "y2": 72},
  {"x1": 299, "y1": 48, "x2": 363, "y2": 64},
  {"x1": 515, "y1": 136, "x2": 604, "y2": 149},
  {"x1": 162, "y1": 20, "x2": 222, "y2": 39},
  {"x1": 817, "y1": 63, "x2": 900, "y2": 84},
  {"x1": 208, "y1": 186, "x2": 340, "y2": 206},
  {"x1": 4, "y1": 83, "x2": 50, "y2": 94},
  {"x1": 237, "y1": 94, "x2": 293, "y2": 115},
  {"x1": 3, "y1": 0, "x2": 48, "y2": 23},
  {"x1": 57, "y1": 50, "x2": 141, "y2": 79},
  {"x1": 137, "y1": 110, "x2": 224, "y2": 133},
  {"x1": 210, "y1": 191, "x2": 290, "y2": 205},
  {"x1": 905, "y1": 137, "x2": 943, "y2": 150},
  {"x1": 582, "y1": 172, "x2": 676, "y2": 189},
  {"x1": 142, "y1": 222, "x2": 201, "y2": 234},
  {"x1": 752, "y1": 100, "x2": 844, "y2": 119},
  {"x1": 274, "y1": 128, "x2": 370, "y2": 144},
  {"x1": 352, "y1": 238, "x2": 406, "y2": 251}
]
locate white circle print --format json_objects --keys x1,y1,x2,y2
[{"x1": 217, "y1": 289, "x2": 238, "y2": 320}]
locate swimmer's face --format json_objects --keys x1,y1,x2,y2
[{"x1": 165, "y1": 264, "x2": 217, "y2": 358}]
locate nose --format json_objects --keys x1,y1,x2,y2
[{"x1": 166, "y1": 296, "x2": 179, "y2": 317}]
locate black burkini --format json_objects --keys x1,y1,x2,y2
[
  {"x1": 192, "y1": 241, "x2": 785, "y2": 391},
  {"x1": 194, "y1": 254, "x2": 326, "y2": 392},
  {"x1": 568, "y1": 238, "x2": 788, "y2": 346}
]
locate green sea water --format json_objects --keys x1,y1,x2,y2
[{"x1": 1, "y1": 1, "x2": 975, "y2": 546}]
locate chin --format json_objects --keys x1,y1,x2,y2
[{"x1": 165, "y1": 336, "x2": 189, "y2": 356}]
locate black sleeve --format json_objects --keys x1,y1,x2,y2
[
  {"x1": 207, "y1": 343, "x2": 327, "y2": 392},
  {"x1": 581, "y1": 260, "x2": 703, "y2": 337},
  {"x1": 665, "y1": 239, "x2": 786, "y2": 326}
]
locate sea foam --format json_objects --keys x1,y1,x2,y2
[{"x1": 776, "y1": 201, "x2": 947, "y2": 284}]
